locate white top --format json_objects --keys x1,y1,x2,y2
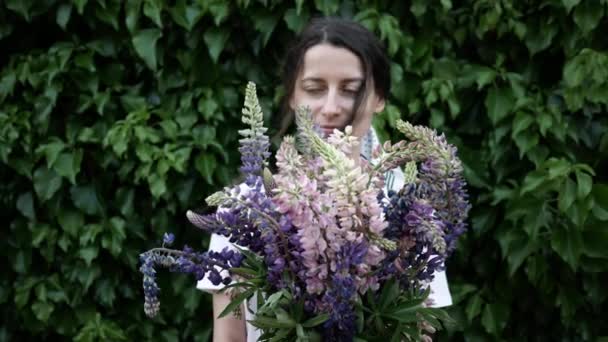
[{"x1": 197, "y1": 128, "x2": 452, "y2": 341}]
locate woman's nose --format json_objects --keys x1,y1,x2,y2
[{"x1": 321, "y1": 90, "x2": 341, "y2": 118}]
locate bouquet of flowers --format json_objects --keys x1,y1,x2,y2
[{"x1": 140, "y1": 82, "x2": 470, "y2": 341}]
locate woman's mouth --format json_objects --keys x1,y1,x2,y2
[{"x1": 320, "y1": 126, "x2": 339, "y2": 136}]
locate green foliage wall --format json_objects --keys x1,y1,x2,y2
[{"x1": 1, "y1": 0, "x2": 607, "y2": 341}]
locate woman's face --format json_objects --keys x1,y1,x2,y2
[{"x1": 289, "y1": 44, "x2": 385, "y2": 138}]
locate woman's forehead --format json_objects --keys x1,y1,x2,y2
[{"x1": 299, "y1": 44, "x2": 363, "y2": 80}]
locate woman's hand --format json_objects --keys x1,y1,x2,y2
[
  {"x1": 212, "y1": 292, "x2": 246, "y2": 342},
  {"x1": 349, "y1": 92, "x2": 385, "y2": 164}
]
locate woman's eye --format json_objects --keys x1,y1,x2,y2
[
  {"x1": 305, "y1": 88, "x2": 324, "y2": 95},
  {"x1": 342, "y1": 88, "x2": 359, "y2": 96}
]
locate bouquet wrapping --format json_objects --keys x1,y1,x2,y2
[{"x1": 140, "y1": 82, "x2": 470, "y2": 341}]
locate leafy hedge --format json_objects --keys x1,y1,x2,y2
[{"x1": 1, "y1": 0, "x2": 607, "y2": 341}]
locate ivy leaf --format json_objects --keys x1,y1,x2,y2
[
  {"x1": 70, "y1": 184, "x2": 104, "y2": 216},
  {"x1": 73, "y1": 0, "x2": 88, "y2": 14},
  {"x1": 582, "y1": 226, "x2": 608, "y2": 258},
  {"x1": 195, "y1": 153, "x2": 217, "y2": 185},
  {"x1": 203, "y1": 27, "x2": 230, "y2": 63},
  {"x1": 33, "y1": 167, "x2": 63, "y2": 201},
  {"x1": 5, "y1": 0, "x2": 34, "y2": 22},
  {"x1": 481, "y1": 302, "x2": 509, "y2": 336},
  {"x1": 32, "y1": 301, "x2": 55, "y2": 323},
  {"x1": 125, "y1": 0, "x2": 142, "y2": 33},
  {"x1": 148, "y1": 173, "x2": 167, "y2": 198},
  {"x1": 562, "y1": 0, "x2": 581, "y2": 13},
  {"x1": 58, "y1": 209, "x2": 84, "y2": 237},
  {"x1": 284, "y1": 8, "x2": 308, "y2": 33},
  {"x1": 168, "y1": 2, "x2": 203, "y2": 31},
  {"x1": 132, "y1": 29, "x2": 162, "y2": 70},
  {"x1": 143, "y1": 0, "x2": 163, "y2": 28},
  {"x1": 13, "y1": 249, "x2": 32, "y2": 274},
  {"x1": 78, "y1": 246, "x2": 99, "y2": 266},
  {"x1": 115, "y1": 188, "x2": 135, "y2": 217},
  {"x1": 520, "y1": 170, "x2": 546, "y2": 194},
  {"x1": 209, "y1": 1, "x2": 230, "y2": 25},
  {"x1": 573, "y1": 1, "x2": 603, "y2": 33},
  {"x1": 592, "y1": 184, "x2": 608, "y2": 221},
  {"x1": 252, "y1": 11, "x2": 279, "y2": 47},
  {"x1": 525, "y1": 20, "x2": 557, "y2": 55},
  {"x1": 575, "y1": 170, "x2": 593, "y2": 199},
  {"x1": 56, "y1": 4, "x2": 72, "y2": 30},
  {"x1": 314, "y1": 0, "x2": 339, "y2": 15},
  {"x1": 513, "y1": 131, "x2": 539, "y2": 158},
  {"x1": 17, "y1": 192, "x2": 35, "y2": 220},
  {"x1": 485, "y1": 87, "x2": 515, "y2": 125},
  {"x1": 36, "y1": 138, "x2": 66, "y2": 168},
  {"x1": 558, "y1": 178, "x2": 577, "y2": 213},
  {"x1": 465, "y1": 294, "x2": 483, "y2": 322},
  {"x1": 551, "y1": 225, "x2": 583, "y2": 270},
  {"x1": 511, "y1": 112, "x2": 534, "y2": 137},
  {"x1": 53, "y1": 150, "x2": 83, "y2": 184}
]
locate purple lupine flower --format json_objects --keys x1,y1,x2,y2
[
  {"x1": 140, "y1": 254, "x2": 160, "y2": 317},
  {"x1": 163, "y1": 232, "x2": 175, "y2": 246},
  {"x1": 238, "y1": 82, "x2": 271, "y2": 186},
  {"x1": 139, "y1": 245, "x2": 243, "y2": 317}
]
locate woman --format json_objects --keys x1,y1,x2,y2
[{"x1": 197, "y1": 17, "x2": 452, "y2": 342}]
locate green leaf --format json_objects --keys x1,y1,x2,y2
[
  {"x1": 125, "y1": 0, "x2": 142, "y2": 33},
  {"x1": 513, "y1": 131, "x2": 539, "y2": 158},
  {"x1": 558, "y1": 178, "x2": 577, "y2": 213},
  {"x1": 378, "y1": 278, "x2": 399, "y2": 310},
  {"x1": 5, "y1": 0, "x2": 34, "y2": 21},
  {"x1": 78, "y1": 246, "x2": 99, "y2": 266},
  {"x1": 36, "y1": 138, "x2": 66, "y2": 168},
  {"x1": 209, "y1": 1, "x2": 230, "y2": 25},
  {"x1": 148, "y1": 173, "x2": 167, "y2": 198},
  {"x1": 525, "y1": 20, "x2": 557, "y2": 55},
  {"x1": 17, "y1": 192, "x2": 35, "y2": 220},
  {"x1": 551, "y1": 226, "x2": 583, "y2": 270},
  {"x1": 520, "y1": 170, "x2": 546, "y2": 194},
  {"x1": 592, "y1": 184, "x2": 608, "y2": 221},
  {"x1": 218, "y1": 288, "x2": 255, "y2": 318},
  {"x1": 203, "y1": 27, "x2": 230, "y2": 63},
  {"x1": 485, "y1": 87, "x2": 515, "y2": 125},
  {"x1": 562, "y1": 0, "x2": 581, "y2": 13},
  {"x1": 314, "y1": 0, "x2": 339, "y2": 15},
  {"x1": 70, "y1": 184, "x2": 104, "y2": 215},
  {"x1": 58, "y1": 209, "x2": 84, "y2": 237},
  {"x1": 197, "y1": 96, "x2": 219, "y2": 120},
  {"x1": 573, "y1": 1, "x2": 604, "y2": 33},
  {"x1": 32, "y1": 301, "x2": 55, "y2": 323},
  {"x1": 13, "y1": 249, "x2": 32, "y2": 274},
  {"x1": 284, "y1": 8, "x2": 308, "y2": 33},
  {"x1": 95, "y1": 278, "x2": 116, "y2": 307},
  {"x1": 195, "y1": 153, "x2": 217, "y2": 185},
  {"x1": 507, "y1": 232, "x2": 537, "y2": 275},
  {"x1": 481, "y1": 302, "x2": 509, "y2": 335},
  {"x1": 249, "y1": 314, "x2": 296, "y2": 329},
  {"x1": 33, "y1": 167, "x2": 63, "y2": 201},
  {"x1": 168, "y1": 2, "x2": 203, "y2": 31},
  {"x1": 582, "y1": 226, "x2": 608, "y2": 258},
  {"x1": 116, "y1": 188, "x2": 135, "y2": 217},
  {"x1": 132, "y1": 29, "x2": 162, "y2": 70},
  {"x1": 301, "y1": 313, "x2": 329, "y2": 328},
  {"x1": 143, "y1": 0, "x2": 163, "y2": 28},
  {"x1": 73, "y1": 0, "x2": 88, "y2": 14},
  {"x1": 53, "y1": 150, "x2": 83, "y2": 184},
  {"x1": 56, "y1": 4, "x2": 72, "y2": 30},
  {"x1": 511, "y1": 112, "x2": 534, "y2": 136},
  {"x1": 575, "y1": 170, "x2": 593, "y2": 199}
]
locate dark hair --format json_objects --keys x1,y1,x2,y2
[{"x1": 276, "y1": 17, "x2": 391, "y2": 138}]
